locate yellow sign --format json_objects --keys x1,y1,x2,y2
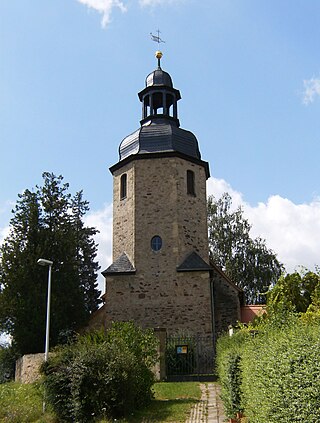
[{"x1": 176, "y1": 345, "x2": 188, "y2": 354}]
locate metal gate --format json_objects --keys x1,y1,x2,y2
[{"x1": 165, "y1": 335, "x2": 215, "y2": 381}]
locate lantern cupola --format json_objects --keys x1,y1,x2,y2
[{"x1": 118, "y1": 51, "x2": 202, "y2": 163}]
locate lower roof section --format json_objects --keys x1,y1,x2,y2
[
  {"x1": 102, "y1": 252, "x2": 136, "y2": 276},
  {"x1": 177, "y1": 251, "x2": 212, "y2": 272},
  {"x1": 110, "y1": 150, "x2": 210, "y2": 179}
]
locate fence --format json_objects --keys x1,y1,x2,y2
[{"x1": 166, "y1": 335, "x2": 215, "y2": 381}]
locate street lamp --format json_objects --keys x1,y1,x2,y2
[{"x1": 37, "y1": 258, "x2": 53, "y2": 362}]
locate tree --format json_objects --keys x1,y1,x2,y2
[
  {"x1": 207, "y1": 193, "x2": 283, "y2": 304},
  {"x1": 267, "y1": 270, "x2": 320, "y2": 313},
  {"x1": 0, "y1": 344, "x2": 18, "y2": 383},
  {"x1": 0, "y1": 172, "x2": 101, "y2": 355}
]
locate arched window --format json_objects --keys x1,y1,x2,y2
[
  {"x1": 187, "y1": 170, "x2": 195, "y2": 196},
  {"x1": 120, "y1": 174, "x2": 127, "y2": 200},
  {"x1": 151, "y1": 235, "x2": 162, "y2": 252},
  {"x1": 166, "y1": 93, "x2": 174, "y2": 116}
]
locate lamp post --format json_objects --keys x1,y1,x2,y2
[{"x1": 37, "y1": 258, "x2": 53, "y2": 362}]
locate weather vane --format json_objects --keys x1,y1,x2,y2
[{"x1": 150, "y1": 29, "x2": 165, "y2": 45}]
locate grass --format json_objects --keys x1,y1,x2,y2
[
  {"x1": 0, "y1": 382, "x2": 56, "y2": 422},
  {"x1": 124, "y1": 382, "x2": 202, "y2": 422},
  {"x1": 96, "y1": 382, "x2": 202, "y2": 422},
  {"x1": 0, "y1": 381, "x2": 201, "y2": 423}
]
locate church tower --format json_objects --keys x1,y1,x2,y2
[{"x1": 102, "y1": 52, "x2": 214, "y2": 339}]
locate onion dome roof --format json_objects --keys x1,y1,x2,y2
[
  {"x1": 119, "y1": 119, "x2": 201, "y2": 161},
  {"x1": 146, "y1": 69, "x2": 173, "y2": 88},
  {"x1": 116, "y1": 51, "x2": 203, "y2": 165}
]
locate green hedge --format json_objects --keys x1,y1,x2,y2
[
  {"x1": 241, "y1": 321, "x2": 320, "y2": 423},
  {"x1": 216, "y1": 316, "x2": 320, "y2": 422},
  {"x1": 216, "y1": 330, "x2": 248, "y2": 418}
]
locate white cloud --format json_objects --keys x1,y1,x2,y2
[
  {"x1": 0, "y1": 222, "x2": 10, "y2": 245},
  {"x1": 244, "y1": 196, "x2": 320, "y2": 273},
  {"x1": 139, "y1": 0, "x2": 182, "y2": 6},
  {"x1": 77, "y1": 0, "x2": 183, "y2": 27},
  {"x1": 207, "y1": 177, "x2": 245, "y2": 210},
  {"x1": 77, "y1": 0, "x2": 127, "y2": 28},
  {"x1": 0, "y1": 199, "x2": 18, "y2": 257},
  {"x1": 0, "y1": 333, "x2": 11, "y2": 346},
  {"x1": 84, "y1": 203, "x2": 113, "y2": 293},
  {"x1": 207, "y1": 177, "x2": 320, "y2": 273},
  {"x1": 302, "y1": 77, "x2": 320, "y2": 105}
]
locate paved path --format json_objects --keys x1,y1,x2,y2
[{"x1": 186, "y1": 383, "x2": 226, "y2": 423}]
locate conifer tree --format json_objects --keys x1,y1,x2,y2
[{"x1": 0, "y1": 173, "x2": 101, "y2": 355}]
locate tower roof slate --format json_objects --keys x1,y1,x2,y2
[{"x1": 119, "y1": 119, "x2": 201, "y2": 161}]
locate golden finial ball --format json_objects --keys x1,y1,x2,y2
[{"x1": 155, "y1": 51, "x2": 163, "y2": 59}]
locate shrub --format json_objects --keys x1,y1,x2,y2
[
  {"x1": 105, "y1": 321, "x2": 158, "y2": 370},
  {"x1": 41, "y1": 322, "x2": 158, "y2": 422}
]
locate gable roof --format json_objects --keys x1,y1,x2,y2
[
  {"x1": 102, "y1": 252, "x2": 136, "y2": 276},
  {"x1": 177, "y1": 251, "x2": 212, "y2": 272}
]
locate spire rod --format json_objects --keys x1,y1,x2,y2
[{"x1": 150, "y1": 30, "x2": 165, "y2": 69}]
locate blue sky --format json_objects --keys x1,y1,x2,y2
[{"x1": 1, "y1": 0, "x2": 320, "y2": 285}]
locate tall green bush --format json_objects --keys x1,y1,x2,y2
[{"x1": 41, "y1": 322, "x2": 158, "y2": 422}]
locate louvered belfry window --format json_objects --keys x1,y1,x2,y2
[
  {"x1": 120, "y1": 173, "x2": 127, "y2": 200},
  {"x1": 187, "y1": 170, "x2": 195, "y2": 196}
]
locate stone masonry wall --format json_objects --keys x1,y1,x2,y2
[
  {"x1": 134, "y1": 157, "x2": 209, "y2": 269},
  {"x1": 104, "y1": 270, "x2": 213, "y2": 337},
  {"x1": 15, "y1": 353, "x2": 44, "y2": 384},
  {"x1": 112, "y1": 163, "x2": 135, "y2": 263},
  {"x1": 106, "y1": 155, "x2": 213, "y2": 337},
  {"x1": 112, "y1": 156, "x2": 209, "y2": 268}
]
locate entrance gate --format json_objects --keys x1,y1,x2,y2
[{"x1": 165, "y1": 335, "x2": 215, "y2": 381}]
